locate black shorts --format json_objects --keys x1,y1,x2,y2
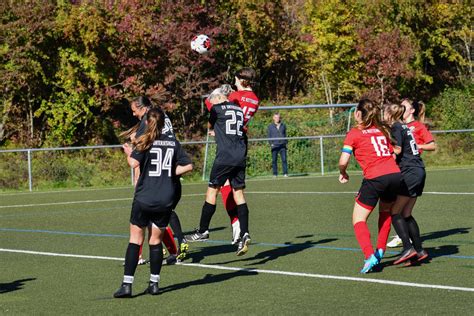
[
  {"x1": 356, "y1": 173, "x2": 402, "y2": 211},
  {"x1": 399, "y1": 167, "x2": 426, "y2": 197},
  {"x1": 209, "y1": 163, "x2": 246, "y2": 189},
  {"x1": 130, "y1": 199, "x2": 172, "y2": 229}
]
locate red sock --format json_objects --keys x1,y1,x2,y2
[
  {"x1": 162, "y1": 227, "x2": 178, "y2": 255},
  {"x1": 354, "y1": 221, "x2": 374, "y2": 259},
  {"x1": 376, "y1": 211, "x2": 391, "y2": 252},
  {"x1": 221, "y1": 185, "x2": 238, "y2": 224},
  {"x1": 138, "y1": 243, "x2": 143, "y2": 257}
]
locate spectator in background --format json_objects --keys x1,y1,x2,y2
[{"x1": 268, "y1": 113, "x2": 288, "y2": 177}]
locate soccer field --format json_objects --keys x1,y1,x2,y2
[{"x1": 1, "y1": 168, "x2": 473, "y2": 314}]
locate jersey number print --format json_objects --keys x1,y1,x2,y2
[
  {"x1": 149, "y1": 148, "x2": 174, "y2": 177},
  {"x1": 225, "y1": 111, "x2": 244, "y2": 136},
  {"x1": 370, "y1": 136, "x2": 391, "y2": 157}
]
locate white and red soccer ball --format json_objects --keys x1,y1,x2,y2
[{"x1": 191, "y1": 34, "x2": 211, "y2": 54}]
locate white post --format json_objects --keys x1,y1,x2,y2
[
  {"x1": 319, "y1": 137, "x2": 324, "y2": 176},
  {"x1": 130, "y1": 167, "x2": 134, "y2": 186},
  {"x1": 27, "y1": 149, "x2": 32, "y2": 191}
]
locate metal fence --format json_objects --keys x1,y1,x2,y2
[{"x1": 0, "y1": 129, "x2": 472, "y2": 192}]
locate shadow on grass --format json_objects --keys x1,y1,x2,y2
[
  {"x1": 0, "y1": 278, "x2": 36, "y2": 294},
  {"x1": 159, "y1": 270, "x2": 258, "y2": 294},
  {"x1": 373, "y1": 244, "x2": 459, "y2": 273},
  {"x1": 213, "y1": 238, "x2": 338, "y2": 266},
  {"x1": 421, "y1": 227, "x2": 471, "y2": 242},
  {"x1": 188, "y1": 243, "x2": 237, "y2": 263}
]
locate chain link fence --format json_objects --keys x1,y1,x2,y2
[{"x1": 0, "y1": 130, "x2": 472, "y2": 192}]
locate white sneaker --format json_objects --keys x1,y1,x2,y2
[
  {"x1": 231, "y1": 220, "x2": 241, "y2": 245},
  {"x1": 387, "y1": 235, "x2": 403, "y2": 248}
]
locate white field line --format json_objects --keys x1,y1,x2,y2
[
  {"x1": 1, "y1": 166, "x2": 471, "y2": 197},
  {"x1": 1, "y1": 248, "x2": 473, "y2": 293},
  {"x1": 1, "y1": 191, "x2": 473, "y2": 209}
]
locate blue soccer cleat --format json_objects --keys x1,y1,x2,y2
[
  {"x1": 374, "y1": 248, "x2": 384, "y2": 264},
  {"x1": 360, "y1": 254, "x2": 379, "y2": 274}
]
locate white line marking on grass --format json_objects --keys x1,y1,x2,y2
[
  {"x1": 1, "y1": 248, "x2": 473, "y2": 293},
  {"x1": 1, "y1": 191, "x2": 472, "y2": 209}
]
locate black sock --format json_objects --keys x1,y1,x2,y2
[
  {"x1": 391, "y1": 214, "x2": 412, "y2": 251},
  {"x1": 237, "y1": 203, "x2": 249, "y2": 238},
  {"x1": 405, "y1": 215, "x2": 423, "y2": 252},
  {"x1": 124, "y1": 243, "x2": 140, "y2": 277},
  {"x1": 199, "y1": 202, "x2": 216, "y2": 233},
  {"x1": 227, "y1": 207, "x2": 238, "y2": 219},
  {"x1": 149, "y1": 244, "x2": 164, "y2": 276},
  {"x1": 169, "y1": 211, "x2": 184, "y2": 244}
]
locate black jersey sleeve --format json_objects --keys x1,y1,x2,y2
[
  {"x1": 391, "y1": 122, "x2": 404, "y2": 148},
  {"x1": 175, "y1": 140, "x2": 192, "y2": 166},
  {"x1": 209, "y1": 106, "x2": 217, "y2": 128},
  {"x1": 131, "y1": 149, "x2": 146, "y2": 165}
]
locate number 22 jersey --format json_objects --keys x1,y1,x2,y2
[
  {"x1": 343, "y1": 125, "x2": 400, "y2": 179},
  {"x1": 209, "y1": 101, "x2": 247, "y2": 167}
]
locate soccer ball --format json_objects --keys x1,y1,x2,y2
[{"x1": 190, "y1": 34, "x2": 211, "y2": 54}]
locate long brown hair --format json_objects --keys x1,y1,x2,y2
[
  {"x1": 235, "y1": 67, "x2": 256, "y2": 88},
  {"x1": 402, "y1": 98, "x2": 426, "y2": 123},
  {"x1": 133, "y1": 108, "x2": 165, "y2": 152},
  {"x1": 119, "y1": 96, "x2": 153, "y2": 140},
  {"x1": 383, "y1": 103, "x2": 405, "y2": 125},
  {"x1": 357, "y1": 99, "x2": 394, "y2": 144}
]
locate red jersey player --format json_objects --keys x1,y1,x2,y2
[
  {"x1": 196, "y1": 68, "x2": 259, "y2": 245},
  {"x1": 338, "y1": 99, "x2": 401, "y2": 273}
]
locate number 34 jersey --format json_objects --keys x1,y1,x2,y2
[
  {"x1": 343, "y1": 125, "x2": 400, "y2": 179},
  {"x1": 209, "y1": 101, "x2": 247, "y2": 167},
  {"x1": 131, "y1": 134, "x2": 191, "y2": 209}
]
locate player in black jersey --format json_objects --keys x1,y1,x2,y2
[
  {"x1": 383, "y1": 104, "x2": 428, "y2": 265},
  {"x1": 114, "y1": 108, "x2": 193, "y2": 298},
  {"x1": 187, "y1": 87, "x2": 252, "y2": 256},
  {"x1": 121, "y1": 96, "x2": 189, "y2": 264}
]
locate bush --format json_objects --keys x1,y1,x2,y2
[{"x1": 429, "y1": 85, "x2": 473, "y2": 130}]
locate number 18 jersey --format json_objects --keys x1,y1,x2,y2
[
  {"x1": 343, "y1": 125, "x2": 400, "y2": 179},
  {"x1": 209, "y1": 101, "x2": 247, "y2": 167}
]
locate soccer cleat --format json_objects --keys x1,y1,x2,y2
[
  {"x1": 146, "y1": 282, "x2": 160, "y2": 295},
  {"x1": 387, "y1": 235, "x2": 403, "y2": 248},
  {"x1": 236, "y1": 233, "x2": 251, "y2": 256},
  {"x1": 177, "y1": 241, "x2": 189, "y2": 261},
  {"x1": 360, "y1": 254, "x2": 379, "y2": 274},
  {"x1": 393, "y1": 247, "x2": 417, "y2": 265},
  {"x1": 185, "y1": 229, "x2": 209, "y2": 242},
  {"x1": 374, "y1": 248, "x2": 384, "y2": 264},
  {"x1": 113, "y1": 283, "x2": 132, "y2": 298},
  {"x1": 231, "y1": 220, "x2": 241, "y2": 245},
  {"x1": 416, "y1": 249, "x2": 429, "y2": 262},
  {"x1": 162, "y1": 254, "x2": 180, "y2": 265}
]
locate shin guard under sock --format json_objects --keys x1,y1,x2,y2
[
  {"x1": 236, "y1": 203, "x2": 249, "y2": 237},
  {"x1": 405, "y1": 215, "x2": 423, "y2": 252},
  {"x1": 376, "y1": 211, "x2": 392, "y2": 251},
  {"x1": 162, "y1": 227, "x2": 178, "y2": 255},
  {"x1": 199, "y1": 202, "x2": 216, "y2": 233},
  {"x1": 149, "y1": 244, "x2": 164, "y2": 276},
  {"x1": 391, "y1": 214, "x2": 412, "y2": 250},
  {"x1": 124, "y1": 243, "x2": 140, "y2": 278},
  {"x1": 353, "y1": 221, "x2": 374, "y2": 259}
]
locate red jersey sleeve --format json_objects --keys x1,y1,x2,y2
[
  {"x1": 417, "y1": 123, "x2": 434, "y2": 144},
  {"x1": 205, "y1": 98, "x2": 213, "y2": 112}
]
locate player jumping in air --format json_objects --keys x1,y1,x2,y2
[
  {"x1": 338, "y1": 99, "x2": 402, "y2": 273},
  {"x1": 114, "y1": 108, "x2": 193, "y2": 298},
  {"x1": 187, "y1": 68, "x2": 259, "y2": 245},
  {"x1": 187, "y1": 87, "x2": 252, "y2": 255}
]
